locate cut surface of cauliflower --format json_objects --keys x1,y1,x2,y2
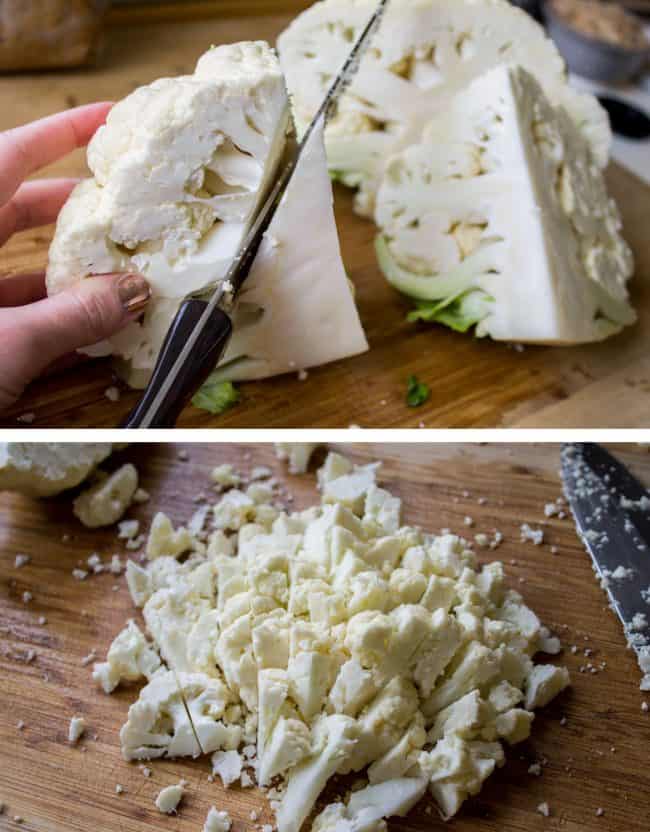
[
  {"x1": 120, "y1": 670, "x2": 239, "y2": 761},
  {"x1": 0, "y1": 443, "x2": 119, "y2": 497},
  {"x1": 374, "y1": 65, "x2": 634, "y2": 344},
  {"x1": 277, "y1": 0, "x2": 610, "y2": 217},
  {"x1": 73, "y1": 463, "x2": 139, "y2": 528},
  {"x1": 102, "y1": 452, "x2": 569, "y2": 828},
  {"x1": 46, "y1": 42, "x2": 367, "y2": 388}
]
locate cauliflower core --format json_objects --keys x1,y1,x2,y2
[
  {"x1": 47, "y1": 42, "x2": 367, "y2": 387},
  {"x1": 374, "y1": 66, "x2": 635, "y2": 343},
  {"x1": 96, "y1": 452, "x2": 569, "y2": 829},
  {"x1": 278, "y1": 0, "x2": 610, "y2": 218}
]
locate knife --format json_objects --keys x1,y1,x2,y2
[
  {"x1": 561, "y1": 443, "x2": 650, "y2": 689},
  {"x1": 122, "y1": 0, "x2": 389, "y2": 429}
]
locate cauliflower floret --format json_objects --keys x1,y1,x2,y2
[
  {"x1": 73, "y1": 464, "x2": 138, "y2": 528},
  {"x1": 276, "y1": 715, "x2": 359, "y2": 832}
]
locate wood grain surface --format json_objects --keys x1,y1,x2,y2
[
  {"x1": 0, "y1": 12, "x2": 649, "y2": 428},
  {"x1": 108, "y1": 1, "x2": 313, "y2": 23},
  {"x1": 1, "y1": 443, "x2": 650, "y2": 832}
]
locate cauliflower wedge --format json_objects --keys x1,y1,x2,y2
[
  {"x1": 278, "y1": 0, "x2": 610, "y2": 218},
  {"x1": 47, "y1": 41, "x2": 367, "y2": 388},
  {"x1": 374, "y1": 66, "x2": 635, "y2": 344}
]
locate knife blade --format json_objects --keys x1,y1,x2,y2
[
  {"x1": 122, "y1": 0, "x2": 390, "y2": 429},
  {"x1": 561, "y1": 443, "x2": 650, "y2": 689}
]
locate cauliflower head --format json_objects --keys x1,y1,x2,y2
[
  {"x1": 46, "y1": 42, "x2": 367, "y2": 388},
  {"x1": 277, "y1": 0, "x2": 611, "y2": 217},
  {"x1": 374, "y1": 66, "x2": 634, "y2": 344}
]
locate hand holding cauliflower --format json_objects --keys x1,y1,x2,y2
[
  {"x1": 46, "y1": 42, "x2": 367, "y2": 389},
  {"x1": 0, "y1": 103, "x2": 151, "y2": 414}
]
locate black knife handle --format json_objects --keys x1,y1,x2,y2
[{"x1": 121, "y1": 298, "x2": 233, "y2": 429}]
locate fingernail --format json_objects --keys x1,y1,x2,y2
[{"x1": 117, "y1": 273, "x2": 151, "y2": 314}]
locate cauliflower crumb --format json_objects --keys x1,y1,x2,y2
[
  {"x1": 155, "y1": 783, "x2": 184, "y2": 813},
  {"x1": 204, "y1": 807, "x2": 232, "y2": 832},
  {"x1": 521, "y1": 523, "x2": 544, "y2": 545},
  {"x1": 105, "y1": 386, "x2": 121, "y2": 402},
  {"x1": 68, "y1": 716, "x2": 86, "y2": 744}
]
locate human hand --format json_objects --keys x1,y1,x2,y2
[{"x1": 0, "y1": 103, "x2": 151, "y2": 413}]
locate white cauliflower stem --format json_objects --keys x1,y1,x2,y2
[{"x1": 47, "y1": 42, "x2": 367, "y2": 388}]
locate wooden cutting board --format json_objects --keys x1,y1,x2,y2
[
  {"x1": 0, "y1": 11, "x2": 649, "y2": 428},
  {"x1": 1, "y1": 443, "x2": 650, "y2": 832}
]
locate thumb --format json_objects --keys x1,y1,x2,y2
[{"x1": 6, "y1": 273, "x2": 150, "y2": 396}]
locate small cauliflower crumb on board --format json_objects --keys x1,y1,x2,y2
[
  {"x1": 155, "y1": 782, "x2": 184, "y2": 814},
  {"x1": 2, "y1": 444, "x2": 650, "y2": 832},
  {"x1": 68, "y1": 716, "x2": 86, "y2": 744}
]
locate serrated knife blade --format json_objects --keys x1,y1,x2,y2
[{"x1": 561, "y1": 443, "x2": 650, "y2": 689}]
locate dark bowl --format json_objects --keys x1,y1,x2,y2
[
  {"x1": 544, "y1": 2, "x2": 649, "y2": 83},
  {"x1": 510, "y1": 0, "x2": 542, "y2": 19}
]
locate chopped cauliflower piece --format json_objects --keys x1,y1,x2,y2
[
  {"x1": 120, "y1": 671, "x2": 238, "y2": 761},
  {"x1": 73, "y1": 464, "x2": 138, "y2": 528},
  {"x1": 68, "y1": 716, "x2": 86, "y2": 744},
  {"x1": 275, "y1": 443, "x2": 321, "y2": 474},
  {"x1": 211, "y1": 749, "x2": 244, "y2": 786},
  {"x1": 525, "y1": 665, "x2": 570, "y2": 709},
  {"x1": 155, "y1": 783, "x2": 184, "y2": 814},
  {"x1": 92, "y1": 620, "x2": 162, "y2": 693},
  {"x1": 146, "y1": 512, "x2": 194, "y2": 559},
  {"x1": 204, "y1": 808, "x2": 232, "y2": 832},
  {"x1": 276, "y1": 715, "x2": 359, "y2": 832},
  {"x1": 211, "y1": 464, "x2": 242, "y2": 489}
]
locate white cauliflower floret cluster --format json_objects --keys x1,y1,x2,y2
[
  {"x1": 47, "y1": 42, "x2": 367, "y2": 388},
  {"x1": 96, "y1": 453, "x2": 568, "y2": 828}
]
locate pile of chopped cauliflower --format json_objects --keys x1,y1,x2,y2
[{"x1": 95, "y1": 452, "x2": 569, "y2": 830}]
